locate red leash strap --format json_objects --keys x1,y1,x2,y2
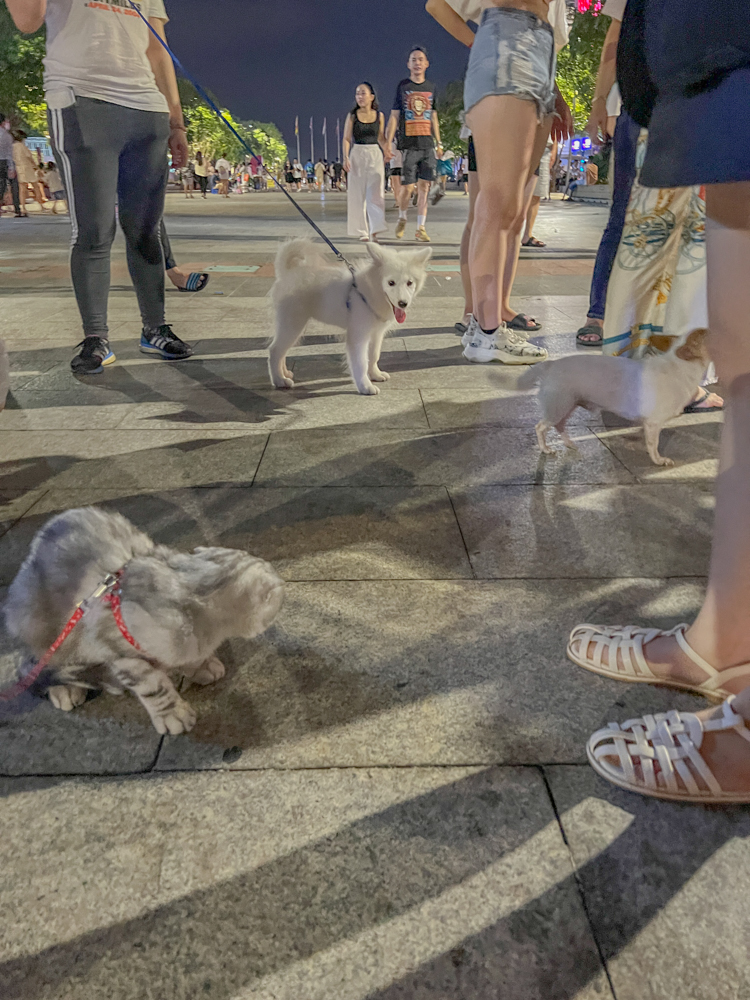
[
  {"x1": 103, "y1": 586, "x2": 141, "y2": 651},
  {"x1": 0, "y1": 606, "x2": 85, "y2": 702},
  {"x1": 0, "y1": 569, "x2": 142, "y2": 704}
]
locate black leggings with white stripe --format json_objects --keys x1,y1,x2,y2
[{"x1": 49, "y1": 97, "x2": 170, "y2": 339}]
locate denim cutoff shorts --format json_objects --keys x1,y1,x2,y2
[{"x1": 464, "y1": 7, "x2": 556, "y2": 120}]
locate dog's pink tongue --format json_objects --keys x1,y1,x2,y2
[{"x1": 394, "y1": 307, "x2": 406, "y2": 325}]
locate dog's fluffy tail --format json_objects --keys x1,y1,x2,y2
[
  {"x1": 516, "y1": 361, "x2": 550, "y2": 390},
  {"x1": 275, "y1": 238, "x2": 329, "y2": 278}
]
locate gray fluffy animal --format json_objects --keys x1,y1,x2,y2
[{"x1": 4, "y1": 508, "x2": 285, "y2": 734}]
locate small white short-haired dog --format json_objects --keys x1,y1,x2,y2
[
  {"x1": 5, "y1": 508, "x2": 285, "y2": 734},
  {"x1": 268, "y1": 238, "x2": 431, "y2": 396},
  {"x1": 518, "y1": 328, "x2": 712, "y2": 466}
]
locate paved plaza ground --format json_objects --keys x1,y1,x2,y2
[{"x1": 0, "y1": 189, "x2": 743, "y2": 1000}]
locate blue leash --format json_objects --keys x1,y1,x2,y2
[{"x1": 127, "y1": 0, "x2": 356, "y2": 275}]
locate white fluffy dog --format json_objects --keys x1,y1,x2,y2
[
  {"x1": 268, "y1": 238, "x2": 431, "y2": 396},
  {"x1": 518, "y1": 328, "x2": 712, "y2": 466}
]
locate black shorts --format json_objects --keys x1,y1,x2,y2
[
  {"x1": 468, "y1": 136, "x2": 477, "y2": 174},
  {"x1": 401, "y1": 147, "x2": 436, "y2": 185},
  {"x1": 390, "y1": 167, "x2": 402, "y2": 177}
]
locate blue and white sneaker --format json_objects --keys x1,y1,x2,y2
[
  {"x1": 140, "y1": 324, "x2": 193, "y2": 360},
  {"x1": 71, "y1": 337, "x2": 116, "y2": 375}
]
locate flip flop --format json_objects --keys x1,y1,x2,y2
[
  {"x1": 683, "y1": 388, "x2": 724, "y2": 413},
  {"x1": 178, "y1": 272, "x2": 210, "y2": 293},
  {"x1": 506, "y1": 313, "x2": 541, "y2": 333},
  {"x1": 576, "y1": 324, "x2": 603, "y2": 347},
  {"x1": 522, "y1": 237, "x2": 546, "y2": 248}
]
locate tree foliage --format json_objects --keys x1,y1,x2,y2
[
  {"x1": 0, "y1": 5, "x2": 45, "y2": 130},
  {"x1": 437, "y1": 79, "x2": 467, "y2": 157},
  {"x1": 0, "y1": 13, "x2": 287, "y2": 165},
  {"x1": 556, "y1": 9, "x2": 611, "y2": 132}
]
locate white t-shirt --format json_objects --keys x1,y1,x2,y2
[
  {"x1": 601, "y1": 0, "x2": 626, "y2": 20},
  {"x1": 44, "y1": 0, "x2": 169, "y2": 113},
  {"x1": 215, "y1": 158, "x2": 231, "y2": 180},
  {"x1": 601, "y1": 0, "x2": 626, "y2": 118},
  {"x1": 446, "y1": 0, "x2": 570, "y2": 52}
]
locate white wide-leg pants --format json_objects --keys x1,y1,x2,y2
[{"x1": 347, "y1": 144, "x2": 386, "y2": 239}]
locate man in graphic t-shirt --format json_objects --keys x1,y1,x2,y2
[{"x1": 386, "y1": 46, "x2": 443, "y2": 242}]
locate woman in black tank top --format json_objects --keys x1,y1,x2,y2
[{"x1": 343, "y1": 82, "x2": 388, "y2": 241}]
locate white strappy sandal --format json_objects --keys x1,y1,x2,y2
[
  {"x1": 587, "y1": 697, "x2": 750, "y2": 803},
  {"x1": 567, "y1": 623, "x2": 750, "y2": 703}
]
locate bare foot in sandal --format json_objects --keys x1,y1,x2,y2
[
  {"x1": 576, "y1": 318, "x2": 603, "y2": 347},
  {"x1": 167, "y1": 267, "x2": 210, "y2": 293},
  {"x1": 683, "y1": 387, "x2": 724, "y2": 413},
  {"x1": 568, "y1": 624, "x2": 750, "y2": 700},
  {"x1": 591, "y1": 694, "x2": 750, "y2": 800}
]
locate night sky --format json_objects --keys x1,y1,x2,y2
[{"x1": 164, "y1": 0, "x2": 471, "y2": 158}]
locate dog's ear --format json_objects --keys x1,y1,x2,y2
[
  {"x1": 409, "y1": 247, "x2": 432, "y2": 267},
  {"x1": 366, "y1": 243, "x2": 388, "y2": 265},
  {"x1": 675, "y1": 328, "x2": 710, "y2": 362},
  {"x1": 650, "y1": 334, "x2": 677, "y2": 354}
]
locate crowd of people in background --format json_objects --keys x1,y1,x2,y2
[{"x1": 0, "y1": 115, "x2": 67, "y2": 219}]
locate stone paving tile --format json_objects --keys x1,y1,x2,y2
[
  {"x1": 155, "y1": 578, "x2": 707, "y2": 770},
  {"x1": 594, "y1": 418, "x2": 722, "y2": 481},
  {"x1": 0, "y1": 490, "x2": 47, "y2": 541},
  {"x1": 1, "y1": 393, "x2": 132, "y2": 430},
  {"x1": 0, "y1": 484, "x2": 471, "y2": 586},
  {"x1": 420, "y1": 385, "x2": 593, "y2": 428},
  {"x1": 0, "y1": 767, "x2": 610, "y2": 1000},
  {"x1": 0, "y1": 429, "x2": 269, "y2": 497},
  {"x1": 0, "y1": 590, "x2": 162, "y2": 776},
  {"x1": 451, "y1": 483, "x2": 714, "y2": 579},
  {"x1": 254, "y1": 426, "x2": 635, "y2": 488},
  {"x1": 545, "y1": 766, "x2": 750, "y2": 1000},
  {"x1": 117, "y1": 387, "x2": 428, "y2": 431}
]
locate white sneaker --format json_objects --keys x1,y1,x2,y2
[
  {"x1": 462, "y1": 318, "x2": 548, "y2": 365},
  {"x1": 462, "y1": 317, "x2": 505, "y2": 363},
  {"x1": 496, "y1": 328, "x2": 548, "y2": 364}
]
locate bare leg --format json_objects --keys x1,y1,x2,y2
[
  {"x1": 416, "y1": 179, "x2": 430, "y2": 220},
  {"x1": 392, "y1": 173, "x2": 402, "y2": 205},
  {"x1": 459, "y1": 171, "x2": 479, "y2": 320},
  {"x1": 523, "y1": 195, "x2": 542, "y2": 243},
  {"x1": 501, "y1": 121, "x2": 552, "y2": 324},
  {"x1": 399, "y1": 183, "x2": 414, "y2": 215},
  {"x1": 467, "y1": 95, "x2": 540, "y2": 331},
  {"x1": 580, "y1": 183, "x2": 750, "y2": 794},
  {"x1": 112, "y1": 657, "x2": 197, "y2": 735}
]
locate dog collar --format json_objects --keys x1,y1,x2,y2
[{"x1": 0, "y1": 568, "x2": 141, "y2": 703}]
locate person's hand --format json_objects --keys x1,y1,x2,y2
[
  {"x1": 169, "y1": 127, "x2": 189, "y2": 169},
  {"x1": 586, "y1": 96, "x2": 608, "y2": 143},
  {"x1": 551, "y1": 91, "x2": 574, "y2": 144},
  {"x1": 343, "y1": 156, "x2": 351, "y2": 173}
]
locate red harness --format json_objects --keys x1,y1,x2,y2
[{"x1": 0, "y1": 571, "x2": 141, "y2": 703}]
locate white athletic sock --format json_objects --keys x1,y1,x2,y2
[
  {"x1": 417, "y1": 215, "x2": 426, "y2": 228},
  {"x1": 399, "y1": 209, "x2": 407, "y2": 220}
]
